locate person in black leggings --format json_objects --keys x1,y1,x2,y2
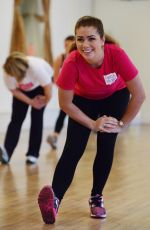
[
  {"x1": 3, "y1": 87, "x2": 45, "y2": 163},
  {"x1": 0, "y1": 52, "x2": 53, "y2": 165},
  {"x1": 38, "y1": 16, "x2": 145, "y2": 224}
]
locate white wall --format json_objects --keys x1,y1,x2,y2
[
  {"x1": 0, "y1": 0, "x2": 92, "y2": 131},
  {"x1": 51, "y1": 0, "x2": 92, "y2": 58},
  {"x1": 93, "y1": 0, "x2": 150, "y2": 124}
]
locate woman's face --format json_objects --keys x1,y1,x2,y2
[{"x1": 75, "y1": 26, "x2": 104, "y2": 65}]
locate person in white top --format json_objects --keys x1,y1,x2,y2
[{"x1": 0, "y1": 52, "x2": 53, "y2": 164}]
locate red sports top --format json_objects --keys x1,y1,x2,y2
[{"x1": 57, "y1": 44, "x2": 138, "y2": 100}]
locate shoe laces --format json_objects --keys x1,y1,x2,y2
[
  {"x1": 89, "y1": 194, "x2": 104, "y2": 208},
  {"x1": 54, "y1": 197, "x2": 59, "y2": 212}
]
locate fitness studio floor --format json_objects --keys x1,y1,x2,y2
[{"x1": 0, "y1": 125, "x2": 150, "y2": 230}]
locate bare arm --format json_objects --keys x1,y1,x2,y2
[
  {"x1": 53, "y1": 56, "x2": 63, "y2": 83},
  {"x1": 58, "y1": 89, "x2": 118, "y2": 131},
  {"x1": 39, "y1": 83, "x2": 52, "y2": 104},
  {"x1": 11, "y1": 83, "x2": 52, "y2": 109},
  {"x1": 120, "y1": 75, "x2": 145, "y2": 125},
  {"x1": 11, "y1": 89, "x2": 33, "y2": 105},
  {"x1": 44, "y1": 83, "x2": 52, "y2": 103},
  {"x1": 11, "y1": 89, "x2": 42, "y2": 109},
  {"x1": 110, "y1": 75, "x2": 145, "y2": 132}
]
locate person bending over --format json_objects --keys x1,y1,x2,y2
[{"x1": 0, "y1": 52, "x2": 53, "y2": 164}]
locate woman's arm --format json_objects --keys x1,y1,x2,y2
[
  {"x1": 53, "y1": 55, "x2": 63, "y2": 83},
  {"x1": 11, "y1": 89, "x2": 33, "y2": 105},
  {"x1": 120, "y1": 75, "x2": 145, "y2": 125},
  {"x1": 37, "y1": 83, "x2": 52, "y2": 104},
  {"x1": 58, "y1": 88, "x2": 118, "y2": 132},
  {"x1": 110, "y1": 75, "x2": 145, "y2": 132},
  {"x1": 11, "y1": 83, "x2": 52, "y2": 109}
]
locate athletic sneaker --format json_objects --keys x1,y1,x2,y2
[
  {"x1": 47, "y1": 135, "x2": 57, "y2": 149},
  {"x1": 26, "y1": 156, "x2": 38, "y2": 164},
  {"x1": 0, "y1": 146, "x2": 9, "y2": 164},
  {"x1": 38, "y1": 185, "x2": 59, "y2": 224},
  {"x1": 89, "y1": 194, "x2": 106, "y2": 218}
]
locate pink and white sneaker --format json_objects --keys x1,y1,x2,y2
[
  {"x1": 38, "y1": 185, "x2": 59, "y2": 224},
  {"x1": 89, "y1": 194, "x2": 106, "y2": 218}
]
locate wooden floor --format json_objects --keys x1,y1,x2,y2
[{"x1": 0, "y1": 125, "x2": 150, "y2": 230}]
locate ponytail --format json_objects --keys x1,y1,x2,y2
[{"x1": 105, "y1": 33, "x2": 120, "y2": 46}]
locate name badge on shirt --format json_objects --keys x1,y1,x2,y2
[{"x1": 104, "y1": 73, "x2": 117, "y2": 85}]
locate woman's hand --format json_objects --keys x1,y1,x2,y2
[
  {"x1": 107, "y1": 124, "x2": 123, "y2": 133},
  {"x1": 31, "y1": 95, "x2": 46, "y2": 109},
  {"x1": 108, "y1": 123, "x2": 128, "y2": 133},
  {"x1": 11, "y1": 89, "x2": 50, "y2": 109},
  {"x1": 94, "y1": 115, "x2": 119, "y2": 133}
]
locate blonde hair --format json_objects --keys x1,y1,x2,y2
[{"x1": 3, "y1": 52, "x2": 29, "y2": 82}]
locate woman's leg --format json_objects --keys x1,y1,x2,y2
[
  {"x1": 4, "y1": 97, "x2": 28, "y2": 159},
  {"x1": 91, "y1": 132, "x2": 118, "y2": 196},
  {"x1": 26, "y1": 86, "x2": 45, "y2": 158},
  {"x1": 54, "y1": 109, "x2": 67, "y2": 133},
  {"x1": 47, "y1": 110, "x2": 67, "y2": 149},
  {"x1": 52, "y1": 118, "x2": 91, "y2": 201},
  {"x1": 38, "y1": 95, "x2": 102, "y2": 223},
  {"x1": 52, "y1": 95, "x2": 100, "y2": 201},
  {"x1": 26, "y1": 106, "x2": 45, "y2": 158},
  {"x1": 91, "y1": 88, "x2": 130, "y2": 196}
]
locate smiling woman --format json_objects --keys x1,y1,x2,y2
[
  {"x1": 38, "y1": 15, "x2": 145, "y2": 225},
  {"x1": 75, "y1": 22, "x2": 105, "y2": 67}
]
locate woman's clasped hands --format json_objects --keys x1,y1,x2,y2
[
  {"x1": 31, "y1": 95, "x2": 47, "y2": 109},
  {"x1": 94, "y1": 115, "x2": 123, "y2": 133}
]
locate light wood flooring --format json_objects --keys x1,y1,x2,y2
[{"x1": 0, "y1": 125, "x2": 150, "y2": 230}]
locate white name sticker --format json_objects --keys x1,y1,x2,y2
[{"x1": 104, "y1": 73, "x2": 117, "y2": 85}]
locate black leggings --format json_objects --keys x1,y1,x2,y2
[
  {"x1": 4, "y1": 86, "x2": 45, "y2": 159},
  {"x1": 52, "y1": 88, "x2": 130, "y2": 201},
  {"x1": 54, "y1": 109, "x2": 67, "y2": 133}
]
